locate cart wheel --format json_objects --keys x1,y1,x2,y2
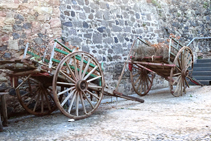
[
  {"x1": 130, "y1": 66, "x2": 154, "y2": 96},
  {"x1": 53, "y1": 51, "x2": 105, "y2": 120},
  {"x1": 169, "y1": 46, "x2": 193, "y2": 97},
  {"x1": 16, "y1": 76, "x2": 57, "y2": 116}
]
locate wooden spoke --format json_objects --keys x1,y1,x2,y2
[
  {"x1": 173, "y1": 73, "x2": 181, "y2": 77},
  {"x1": 33, "y1": 89, "x2": 41, "y2": 112},
  {"x1": 81, "y1": 58, "x2": 91, "y2": 79},
  {"x1": 68, "y1": 91, "x2": 76, "y2": 113},
  {"x1": 76, "y1": 92, "x2": 79, "y2": 116},
  {"x1": 134, "y1": 75, "x2": 142, "y2": 85},
  {"x1": 58, "y1": 87, "x2": 75, "y2": 96},
  {"x1": 175, "y1": 66, "x2": 182, "y2": 72},
  {"x1": 177, "y1": 58, "x2": 182, "y2": 69},
  {"x1": 61, "y1": 89, "x2": 75, "y2": 106},
  {"x1": 43, "y1": 89, "x2": 51, "y2": 111},
  {"x1": 133, "y1": 73, "x2": 139, "y2": 77},
  {"x1": 87, "y1": 76, "x2": 102, "y2": 83},
  {"x1": 20, "y1": 92, "x2": 30, "y2": 98},
  {"x1": 136, "y1": 80, "x2": 142, "y2": 91},
  {"x1": 65, "y1": 60, "x2": 76, "y2": 81},
  {"x1": 82, "y1": 91, "x2": 94, "y2": 109},
  {"x1": 86, "y1": 90, "x2": 100, "y2": 100},
  {"x1": 60, "y1": 70, "x2": 76, "y2": 83},
  {"x1": 185, "y1": 78, "x2": 190, "y2": 88},
  {"x1": 88, "y1": 85, "x2": 102, "y2": 90},
  {"x1": 173, "y1": 75, "x2": 181, "y2": 85},
  {"x1": 57, "y1": 82, "x2": 75, "y2": 86},
  {"x1": 83, "y1": 66, "x2": 98, "y2": 80},
  {"x1": 79, "y1": 54, "x2": 84, "y2": 79},
  {"x1": 41, "y1": 89, "x2": 44, "y2": 113},
  {"x1": 15, "y1": 74, "x2": 31, "y2": 90},
  {"x1": 79, "y1": 92, "x2": 87, "y2": 114},
  {"x1": 73, "y1": 56, "x2": 79, "y2": 79}
]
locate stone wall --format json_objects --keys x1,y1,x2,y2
[
  {"x1": 0, "y1": 0, "x2": 61, "y2": 116},
  {"x1": 0, "y1": 0, "x2": 61, "y2": 60},
  {"x1": 59, "y1": 0, "x2": 211, "y2": 93},
  {"x1": 1, "y1": 0, "x2": 210, "y2": 93}
]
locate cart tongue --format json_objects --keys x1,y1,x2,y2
[{"x1": 113, "y1": 90, "x2": 144, "y2": 103}]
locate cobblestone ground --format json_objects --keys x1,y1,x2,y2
[{"x1": 0, "y1": 86, "x2": 211, "y2": 141}]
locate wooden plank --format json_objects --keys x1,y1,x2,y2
[
  {"x1": 54, "y1": 39, "x2": 72, "y2": 53},
  {"x1": 1, "y1": 95, "x2": 8, "y2": 126}
]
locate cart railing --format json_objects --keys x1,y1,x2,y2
[{"x1": 23, "y1": 39, "x2": 103, "y2": 79}]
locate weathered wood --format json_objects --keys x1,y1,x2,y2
[
  {"x1": 1, "y1": 94, "x2": 7, "y2": 126},
  {"x1": 0, "y1": 111, "x2": 2, "y2": 132}
]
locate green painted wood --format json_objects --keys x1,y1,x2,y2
[
  {"x1": 54, "y1": 47, "x2": 97, "y2": 69},
  {"x1": 54, "y1": 39, "x2": 72, "y2": 53},
  {"x1": 27, "y1": 51, "x2": 98, "y2": 78},
  {"x1": 54, "y1": 48, "x2": 69, "y2": 55}
]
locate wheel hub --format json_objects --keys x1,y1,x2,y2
[
  {"x1": 76, "y1": 80, "x2": 88, "y2": 91},
  {"x1": 181, "y1": 69, "x2": 189, "y2": 78}
]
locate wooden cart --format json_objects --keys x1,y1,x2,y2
[
  {"x1": 0, "y1": 39, "x2": 144, "y2": 122},
  {"x1": 117, "y1": 36, "x2": 201, "y2": 97}
]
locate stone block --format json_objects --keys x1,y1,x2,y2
[
  {"x1": 0, "y1": 17, "x2": 5, "y2": 27},
  {"x1": 0, "y1": 45, "x2": 7, "y2": 51},
  {"x1": 13, "y1": 24, "x2": 22, "y2": 31},
  {"x1": 33, "y1": 6, "x2": 53, "y2": 14},
  {"x1": 50, "y1": 18, "x2": 61, "y2": 28},
  {"x1": 4, "y1": 18, "x2": 15, "y2": 25},
  {"x1": 82, "y1": 45, "x2": 90, "y2": 53},
  {"x1": 79, "y1": 13, "x2": 86, "y2": 20},
  {"x1": 84, "y1": 33, "x2": 92, "y2": 39},
  {"x1": 34, "y1": 38, "x2": 43, "y2": 45},
  {"x1": 0, "y1": 11, "x2": 6, "y2": 17},
  {"x1": 67, "y1": 36, "x2": 82, "y2": 46},
  {"x1": 77, "y1": 0, "x2": 84, "y2": 5},
  {"x1": 1, "y1": 35, "x2": 9, "y2": 42},
  {"x1": 14, "y1": 14, "x2": 24, "y2": 21},
  {"x1": 0, "y1": 3, "x2": 19, "y2": 9},
  {"x1": 53, "y1": 28, "x2": 61, "y2": 35},
  {"x1": 71, "y1": 11, "x2": 75, "y2": 17},
  {"x1": 103, "y1": 37, "x2": 113, "y2": 44},
  {"x1": 2, "y1": 25, "x2": 13, "y2": 33},
  {"x1": 64, "y1": 11, "x2": 70, "y2": 16},
  {"x1": 93, "y1": 33, "x2": 102, "y2": 44},
  {"x1": 83, "y1": 22, "x2": 89, "y2": 28},
  {"x1": 63, "y1": 22, "x2": 73, "y2": 27},
  {"x1": 84, "y1": 6, "x2": 90, "y2": 13},
  {"x1": 12, "y1": 33, "x2": 20, "y2": 40},
  {"x1": 88, "y1": 14, "x2": 93, "y2": 19},
  {"x1": 8, "y1": 40, "x2": 19, "y2": 50},
  {"x1": 97, "y1": 27, "x2": 106, "y2": 33},
  {"x1": 23, "y1": 23, "x2": 32, "y2": 29},
  {"x1": 112, "y1": 25, "x2": 122, "y2": 32},
  {"x1": 43, "y1": 23, "x2": 50, "y2": 29},
  {"x1": 124, "y1": 27, "x2": 131, "y2": 33},
  {"x1": 48, "y1": 0, "x2": 60, "y2": 5}
]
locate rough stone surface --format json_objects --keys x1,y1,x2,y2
[
  {"x1": 0, "y1": 86, "x2": 211, "y2": 140},
  {"x1": 60, "y1": 0, "x2": 211, "y2": 94}
]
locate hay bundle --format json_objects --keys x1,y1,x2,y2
[
  {"x1": 132, "y1": 44, "x2": 155, "y2": 60},
  {"x1": 133, "y1": 34, "x2": 181, "y2": 61}
]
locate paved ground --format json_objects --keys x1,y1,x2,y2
[{"x1": 0, "y1": 86, "x2": 211, "y2": 141}]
